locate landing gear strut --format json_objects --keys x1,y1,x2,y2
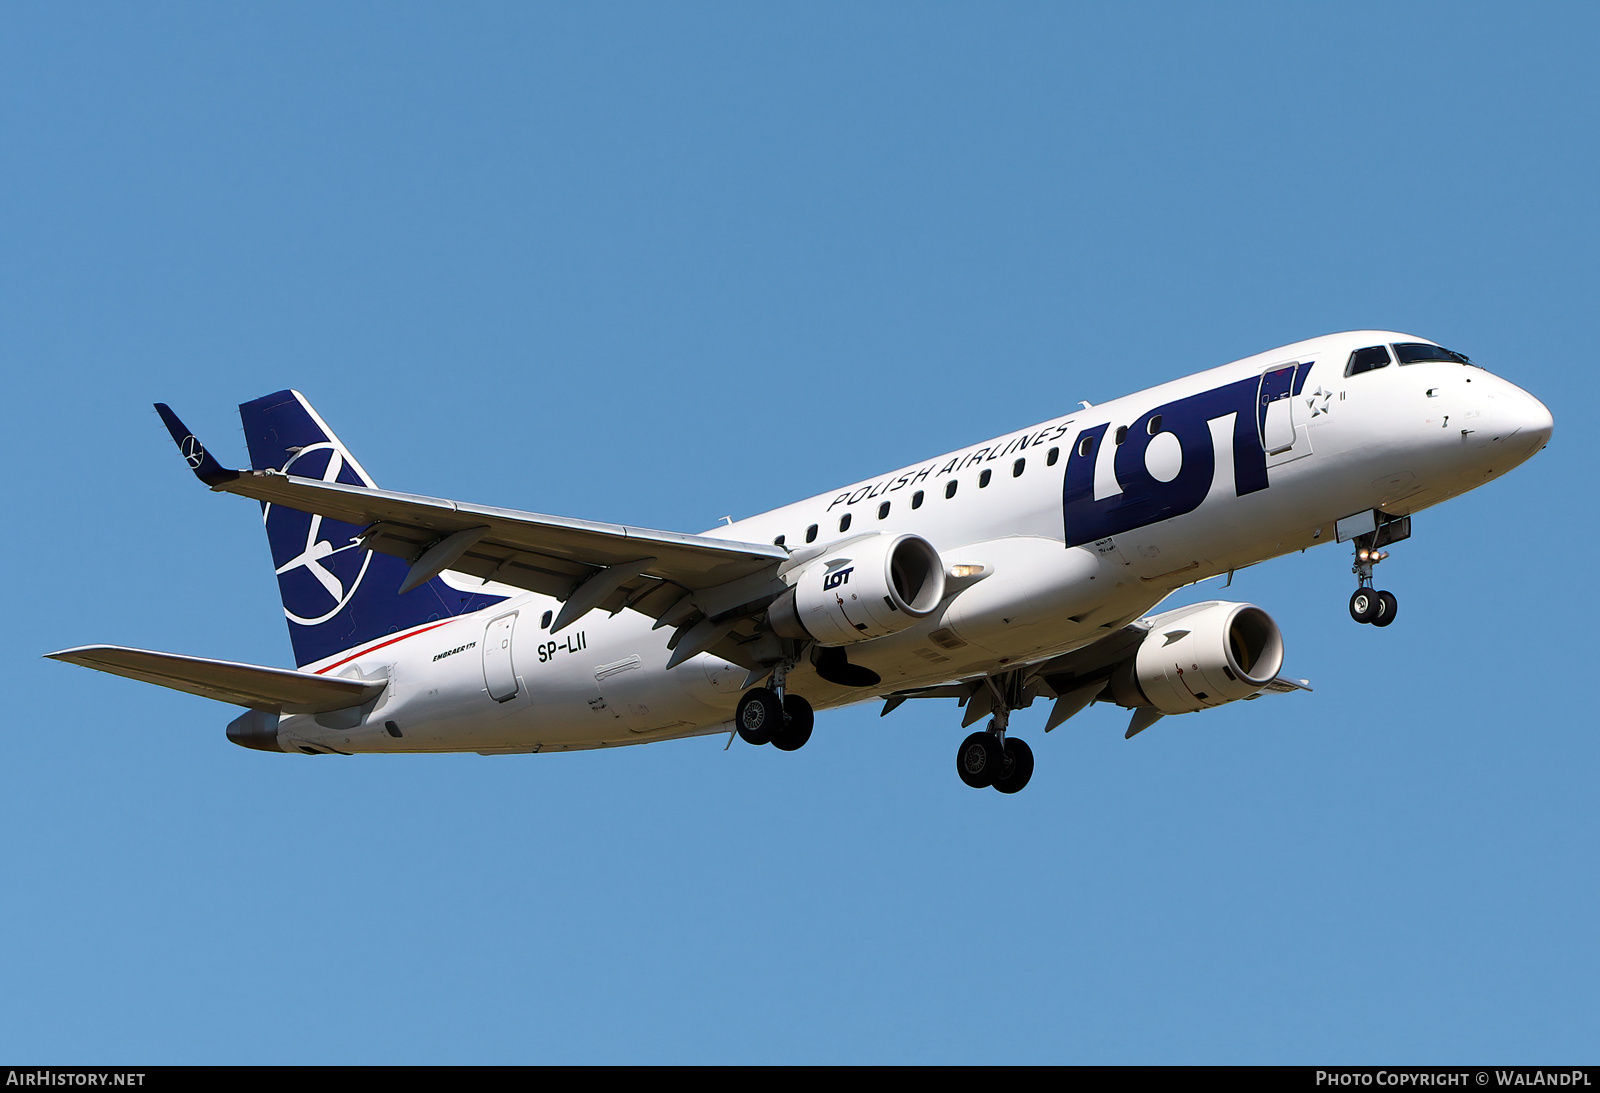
[
  {"x1": 1349, "y1": 539, "x2": 1399, "y2": 628},
  {"x1": 736, "y1": 663, "x2": 814, "y2": 751},
  {"x1": 954, "y1": 676, "x2": 1035, "y2": 794}
]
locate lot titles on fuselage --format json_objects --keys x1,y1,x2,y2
[{"x1": 818, "y1": 362, "x2": 1312, "y2": 549}]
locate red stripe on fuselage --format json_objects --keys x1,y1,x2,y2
[{"x1": 312, "y1": 620, "x2": 455, "y2": 674}]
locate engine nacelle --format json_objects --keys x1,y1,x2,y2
[
  {"x1": 770, "y1": 533, "x2": 946, "y2": 646},
  {"x1": 1108, "y1": 601, "x2": 1285, "y2": 714}
]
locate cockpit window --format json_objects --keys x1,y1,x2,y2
[
  {"x1": 1394, "y1": 342, "x2": 1474, "y2": 366},
  {"x1": 1345, "y1": 345, "x2": 1392, "y2": 376}
]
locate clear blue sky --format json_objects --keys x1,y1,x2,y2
[{"x1": 3, "y1": 2, "x2": 1596, "y2": 1063}]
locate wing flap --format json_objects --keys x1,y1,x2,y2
[{"x1": 46, "y1": 645, "x2": 386, "y2": 714}]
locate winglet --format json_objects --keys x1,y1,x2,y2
[{"x1": 154, "y1": 403, "x2": 238, "y2": 487}]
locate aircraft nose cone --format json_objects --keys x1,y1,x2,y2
[
  {"x1": 1496, "y1": 379, "x2": 1554, "y2": 442},
  {"x1": 1484, "y1": 380, "x2": 1553, "y2": 469},
  {"x1": 1518, "y1": 388, "x2": 1554, "y2": 446}
]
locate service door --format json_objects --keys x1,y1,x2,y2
[
  {"x1": 1257, "y1": 359, "x2": 1316, "y2": 469},
  {"x1": 1258, "y1": 361, "x2": 1300, "y2": 454},
  {"x1": 482, "y1": 612, "x2": 520, "y2": 702}
]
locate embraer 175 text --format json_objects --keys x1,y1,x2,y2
[{"x1": 50, "y1": 332, "x2": 1552, "y2": 793}]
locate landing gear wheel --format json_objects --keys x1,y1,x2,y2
[
  {"x1": 991, "y1": 737, "x2": 1034, "y2": 795},
  {"x1": 1349, "y1": 587, "x2": 1380, "y2": 624},
  {"x1": 1371, "y1": 590, "x2": 1399, "y2": 628},
  {"x1": 736, "y1": 687, "x2": 782, "y2": 746},
  {"x1": 771, "y1": 694, "x2": 815, "y2": 751},
  {"x1": 956, "y1": 731, "x2": 1003, "y2": 789}
]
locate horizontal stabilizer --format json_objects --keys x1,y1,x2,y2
[{"x1": 45, "y1": 645, "x2": 386, "y2": 714}]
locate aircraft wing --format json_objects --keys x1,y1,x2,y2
[
  {"x1": 46, "y1": 645, "x2": 386, "y2": 714},
  {"x1": 155, "y1": 404, "x2": 791, "y2": 667},
  {"x1": 222, "y1": 470, "x2": 777, "y2": 601},
  {"x1": 215, "y1": 469, "x2": 785, "y2": 616}
]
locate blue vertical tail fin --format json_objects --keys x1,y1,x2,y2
[{"x1": 240, "y1": 391, "x2": 506, "y2": 668}]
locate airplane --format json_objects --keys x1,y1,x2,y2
[{"x1": 47, "y1": 330, "x2": 1552, "y2": 793}]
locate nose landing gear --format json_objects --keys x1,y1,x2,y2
[
  {"x1": 1349, "y1": 543, "x2": 1398, "y2": 628},
  {"x1": 1339, "y1": 512, "x2": 1411, "y2": 628}
]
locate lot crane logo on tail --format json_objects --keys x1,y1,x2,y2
[
  {"x1": 240, "y1": 390, "x2": 506, "y2": 667},
  {"x1": 266, "y1": 442, "x2": 374, "y2": 626}
]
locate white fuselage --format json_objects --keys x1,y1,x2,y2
[{"x1": 274, "y1": 331, "x2": 1551, "y2": 755}]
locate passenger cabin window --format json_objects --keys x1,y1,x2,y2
[
  {"x1": 1114, "y1": 425, "x2": 1127, "y2": 445},
  {"x1": 1046, "y1": 447, "x2": 1059, "y2": 466},
  {"x1": 878, "y1": 501, "x2": 890, "y2": 520},
  {"x1": 1012, "y1": 458, "x2": 1025, "y2": 477},
  {"x1": 1346, "y1": 345, "x2": 1392, "y2": 376},
  {"x1": 773, "y1": 534, "x2": 785, "y2": 547},
  {"x1": 1394, "y1": 342, "x2": 1474, "y2": 366},
  {"x1": 540, "y1": 610, "x2": 552, "y2": 629},
  {"x1": 839, "y1": 513, "x2": 852, "y2": 533},
  {"x1": 1078, "y1": 435, "x2": 1094, "y2": 458},
  {"x1": 945, "y1": 480, "x2": 958, "y2": 499},
  {"x1": 1146, "y1": 415, "x2": 1162, "y2": 435},
  {"x1": 979, "y1": 469, "x2": 992, "y2": 488},
  {"x1": 912, "y1": 490, "x2": 924, "y2": 509},
  {"x1": 805, "y1": 524, "x2": 818, "y2": 543}
]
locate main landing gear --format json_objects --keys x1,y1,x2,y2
[
  {"x1": 736, "y1": 663, "x2": 814, "y2": 752},
  {"x1": 954, "y1": 684, "x2": 1034, "y2": 794},
  {"x1": 1349, "y1": 543, "x2": 1398, "y2": 628}
]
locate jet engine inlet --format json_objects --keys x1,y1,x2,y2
[
  {"x1": 770, "y1": 533, "x2": 946, "y2": 646},
  {"x1": 1109, "y1": 601, "x2": 1285, "y2": 714}
]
